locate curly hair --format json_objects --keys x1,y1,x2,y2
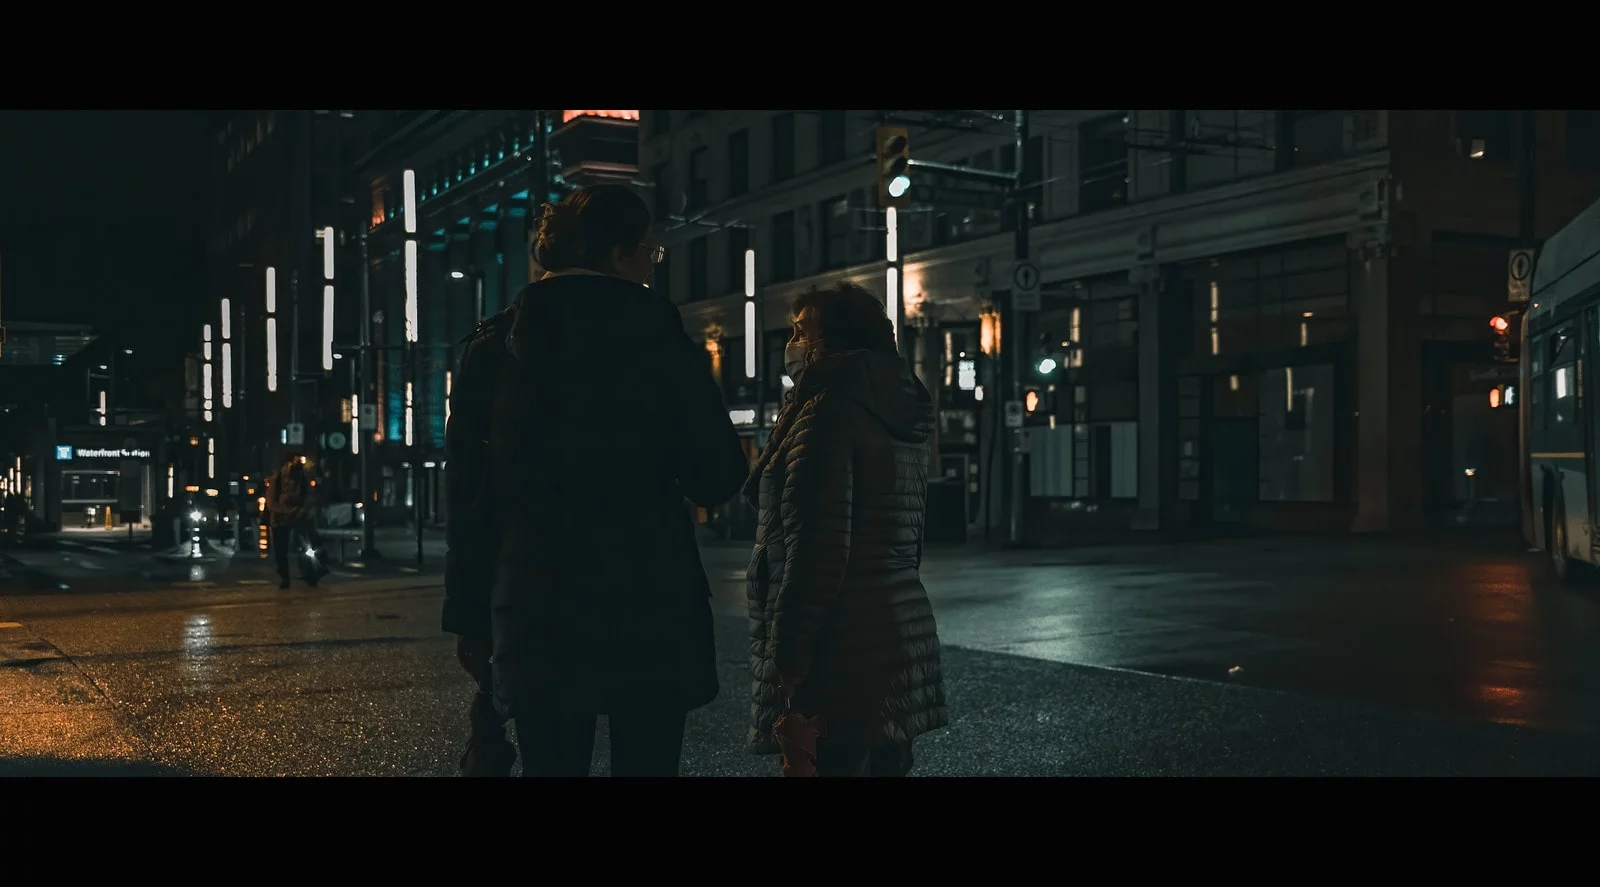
[{"x1": 790, "y1": 283, "x2": 898, "y2": 356}]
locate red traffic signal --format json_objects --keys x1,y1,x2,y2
[{"x1": 1490, "y1": 315, "x2": 1510, "y2": 333}]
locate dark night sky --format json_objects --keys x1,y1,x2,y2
[{"x1": 0, "y1": 110, "x2": 209, "y2": 373}]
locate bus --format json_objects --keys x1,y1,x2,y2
[{"x1": 1526, "y1": 195, "x2": 1600, "y2": 580}]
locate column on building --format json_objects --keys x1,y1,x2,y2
[
  {"x1": 1132, "y1": 263, "x2": 1180, "y2": 530},
  {"x1": 1350, "y1": 232, "x2": 1425, "y2": 531}
]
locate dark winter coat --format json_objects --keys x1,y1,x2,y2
[
  {"x1": 443, "y1": 303, "x2": 518, "y2": 639},
  {"x1": 453, "y1": 273, "x2": 748, "y2": 717},
  {"x1": 743, "y1": 349, "x2": 948, "y2": 754}
]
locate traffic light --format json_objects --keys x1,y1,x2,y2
[
  {"x1": 1491, "y1": 314, "x2": 1516, "y2": 363},
  {"x1": 1033, "y1": 331, "x2": 1072, "y2": 377},
  {"x1": 876, "y1": 125, "x2": 911, "y2": 208}
]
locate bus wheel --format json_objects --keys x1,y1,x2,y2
[{"x1": 1551, "y1": 495, "x2": 1574, "y2": 582}]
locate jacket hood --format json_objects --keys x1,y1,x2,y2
[{"x1": 803, "y1": 350, "x2": 932, "y2": 444}]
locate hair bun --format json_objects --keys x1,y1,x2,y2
[{"x1": 534, "y1": 201, "x2": 587, "y2": 270}]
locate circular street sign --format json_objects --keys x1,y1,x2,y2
[
  {"x1": 328, "y1": 432, "x2": 348, "y2": 451},
  {"x1": 1511, "y1": 251, "x2": 1532, "y2": 281},
  {"x1": 1012, "y1": 261, "x2": 1040, "y2": 292}
]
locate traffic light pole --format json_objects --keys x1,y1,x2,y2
[
  {"x1": 358, "y1": 231, "x2": 380, "y2": 560},
  {"x1": 1007, "y1": 109, "x2": 1029, "y2": 547}
]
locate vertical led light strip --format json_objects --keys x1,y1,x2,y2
[
  {"x1": 445, "y1": 371, "x2": 453, "y2": 429},
  {"x1": 322, "y1": 226, "x2": 335, "y2": 371},
  {"x1": 885, "y1": 207, "x2": 900, "y2": 347},
  {"x1": 403, "y1": 170, "x2": 417, "y2": 235},
  {"x1": 97, "y1": 390, "x2": 106, "y2": 426},
  {"x1": 404, "y1": 242, "x2": 419, "y2": 344},
  {"x1": 266, "y1": 266, "x2": 278, "y2": 392},
  {"x1": 207, "y1": 437, "x2": 215, "y2": 479},
  {"x1": 404, "y1": 381, "x2": 415, "y2": 447},
  {"x1": 221, "y1": 343, "x2": 233, "y2": 408},
  {"x1": 220, "y1": 297, "x2": 233, "y2": 408},
  {"x1": 403, "y1": 170, "x2": 419, "y2": 448},
  {"x1": 743, "y1": 248, "x2": 756, "y2": 379},
  {"x1": 322, "y1": 284, "x2": 335, "y2": 371},
  {"x1": 202, "y1": 324, "x2": 213, "y2": 423},
  {"x1": 322, "y1": 225, "x2": 336, "y2": 279},
  {"x1": 167, "y1": 464, "x2": 174, "y2": 499},
  {"x1": 350, "y1": 394, "x2": 360, "y2": 456}
]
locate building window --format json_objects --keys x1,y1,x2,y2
[
  {"x1": 819, "y1": 195, "x2": 850, "y2": 270},
  {"x1": 727, "y1": 227, "x2": 751, "y2": 296},
  {"x1": 1456, "y1": 110, "x2": 1512, "y2": 161},
  {"x1": 772, "y1": 211, "x2": 796, "y2": 282},
  {"x1": 1079, "y1": 115, "x2": 1128, "y2": 213},
  {"x1": 771, "y1": 113, "x2": 796, "y2": 182},
  {"x1": 1567, "y1": 110, "x2": 1600, "y2": 170},
  {"x1": 728, "y1": 129, "x2": 750, "y2": 198},
  {"x1": 1258, "y1": 363, "x2": 1336, "y2": 502},
  {"x1": 687, "y1": 235, "x2": 709, "y2": 302},
  {"x1": 1194, "y1": 240, "x2": 1351, "y2": 355},
  {"x1": 688, "y1": 147, "x2": 709, "y2": 212},
  {"x1": 652, "y1": 162, "x2": 672, "y2": 220},
  {"x1": 819, "y1": 110, "x2": 847, "y2": 166},
  {"x1": 1281, "y1": 110, "x2": 1349, "y2": 168}
]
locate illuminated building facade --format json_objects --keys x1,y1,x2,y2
[
  {"x1": 640, "y1": 110, "x2": 1600, "y2": 538},
  {"x1": 205, "y1": 110, "x2": 356, "y2": 496}
]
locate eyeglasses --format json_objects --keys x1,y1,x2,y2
[{"x1": 642, "y1": 244, "x2": 665, "y2": 264}]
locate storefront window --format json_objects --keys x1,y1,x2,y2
[
  {"x1": 61, "y1": 471, "x2": 119, "y2": 503},
  {"x1": 1258, "y1": 364, "x2": 1335, "y2": 501},
  {"x1": 1029, "y1": 422, "x2": 1137, "y2": 500},
  {"x1": 1190, "y1": 240, "x2": 1351, "y2": 356}
]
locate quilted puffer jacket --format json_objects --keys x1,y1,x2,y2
[{"x1": 742, "y1": 348, "x2": 948, "y2": 753}]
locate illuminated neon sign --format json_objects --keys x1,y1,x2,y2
[{"x1": 561, "y1": 110, "x2": 640, "y2": 124}]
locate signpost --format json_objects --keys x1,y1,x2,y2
[
  {"x1": 1508, "y1": 248, "x2": 1534, "y2": 304},
  {"x1": 1011, "y1": 260, "x2": 1041, "y2": 312},
  {"x1": 286, "y1": 423, "x2": 305, "y2": 447},
  {"x1": 1004, "y1": 400, "x2": 1024, "y2": 429}
]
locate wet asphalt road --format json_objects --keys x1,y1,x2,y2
[{"x1": 4, "y1": 529, "x2": 1600, "y2": 776}]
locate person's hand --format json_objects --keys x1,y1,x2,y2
[
  {"x1": 456, "y1": 634, "x2": 493, "y2": 684},
  {"x1": 780, "y1": 674, "x2": 802, "y2": 708}
]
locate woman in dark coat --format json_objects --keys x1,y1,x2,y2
[
  {"x1": 443, "y1": 184, "x2": 748, "y2": 777},
  {"x1": 744, "y1": 283, "x2": 948, "y2": 776}
]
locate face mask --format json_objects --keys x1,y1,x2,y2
[{"x1": 784, "y1": 340, "x2": 809, "y2": 384}]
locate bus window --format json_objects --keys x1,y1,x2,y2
[{"x1": 1555, "y1": 364, "x2": 1576, "y2": 425}]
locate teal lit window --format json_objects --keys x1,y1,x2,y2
[
  {"x1": 512, "y1": 133, "x2": 522, "y2": 152},
  {"x1": 469, "y1": 158, "x2": 477, "y2": 176}
]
